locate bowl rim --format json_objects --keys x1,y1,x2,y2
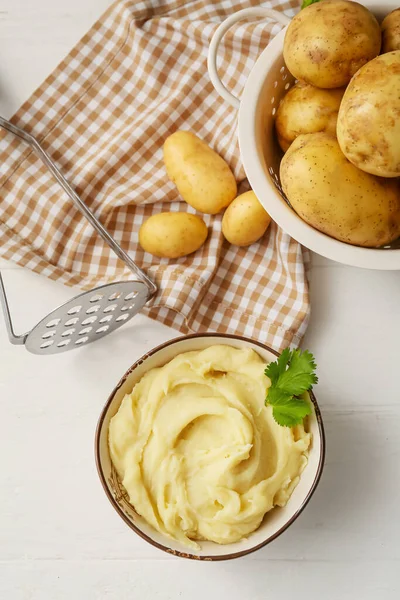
[
  {"x1": 95, "y1": 332, "x2": 326, "y2": 561},
  {"x1": 238, "y1": 27, "x2": 400, "y2": 271}
]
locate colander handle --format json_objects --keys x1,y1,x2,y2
[{"x1": 207, "y1": 7, "x2": 291, "y2": 110}]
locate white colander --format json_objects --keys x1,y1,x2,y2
[{"x1": 208, "y1": 2, "x2": 400, "y2": 270}]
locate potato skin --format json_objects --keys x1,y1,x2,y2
[
  {"x1": 275, "y1": 82, "x2": 345, "y2": 152},
  {"x1": 139, "y1": 212, "x2": 208, "y2": 258},
  {"x1": 222, "y1": 191, "x2": 271, "y2": 247},
  {"x1": 280, "y1": 133, "x2": 400, "y2": 248},
  {"x1": 337, "y1": 51, "x2": 400, "y2": 178},
  {"x1": 382, "y1": 8, "x2": 400, "y2": 53},
  {"x1": 283, "y1": 0, "x2": 381, "y2": 89},
  {"x1": 163, "y1": 131, "x2": 237, "y2": 214}
]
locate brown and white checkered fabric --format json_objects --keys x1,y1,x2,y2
[{"x1": 0, "y1": 0, "x2": 309, "y2": 351}]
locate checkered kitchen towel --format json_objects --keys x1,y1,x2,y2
[{"x1": 0, "y1": 0, "x2": 309, "y2": 351}]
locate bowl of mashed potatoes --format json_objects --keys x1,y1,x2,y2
[{"x1": 95, "y1": 334, "x2": 325, "y2": 560}]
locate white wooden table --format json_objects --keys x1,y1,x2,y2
[{"x1": 1, "y1": 1, "x2": 399, "y2": 598}]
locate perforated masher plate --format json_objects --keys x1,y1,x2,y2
[
  {"x1": 0, "y1": 115, "x2": 158, "y2": 355},
  {"x1": 25, "y1": 281, "x2": 150, "y2": 355}
]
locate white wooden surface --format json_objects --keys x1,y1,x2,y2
[{"x1": 1, "y1": 1, "x2": 399, "y2": 598}]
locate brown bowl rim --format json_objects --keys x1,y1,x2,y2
[{"x1": 95, "y1": 332, "x2": 326, "y2": 561}]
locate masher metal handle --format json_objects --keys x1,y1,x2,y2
[
  {"x1": 0, "y1": 116, "x2": 157, "y2": 296},
  {"x1": 0, "y1": 273, "x2": 26, "y2": 345}
]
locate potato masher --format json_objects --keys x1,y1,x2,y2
[{"x1": 0, "y1": 116, "x2": 157, "y2": 355}]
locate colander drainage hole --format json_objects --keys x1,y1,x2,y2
[
  {"x1": 75, "y1": 336, "x2": 89, "y2": 345},
  {"x1": 67, "y1": 305, "x2": 82, "y2": 315}
]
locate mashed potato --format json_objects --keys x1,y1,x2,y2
[{"x1": 109, "y1": 346, "x2": 311, "y2": 548}]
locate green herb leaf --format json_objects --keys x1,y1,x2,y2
[
  {"x1": 264, "y1": 347, "x2": 291, "y2": 386},
  {"x1": 301, "y1": 0, "x2": 322, "y2": 9},
  {"x1": 272, "y1": 398, "x2": 312, "y2": 427},
  {"x1": 265, "y1": 349, "x2": 317, "y2": 427}
]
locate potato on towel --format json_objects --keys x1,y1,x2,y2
[
  {"x1": 275, "y1": 81, "x2": 345, "y2": 152},
  {"x1": 337, "y1": 51, "x2": 400, "y2": 178},
  {"x1": 222, "y1": 191, "x2": 271, "y2": 247},
  {"x1": 280, "y1": 133, "x2": 400, "y2": 248},
  {"x1": 163, "y1": 131, "x2": 237, "y2": 214},
  {"x1": 382, "y1": 8, "x2": 400, "y2": 53},
  {"x1": 139, "y1": 212, "x2": 207, "y2": 258},
  {"x1": 283, "y1": 0, "x2": 381, "y2": 89}
]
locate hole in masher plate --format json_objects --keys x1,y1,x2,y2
[
  {"x1": 86, "y1": 305, "x2": 100, "y2": 314},
  {"x1": 125, "y1": 292, "x2": 138, "y2": 301},
  {"x1": 96, "y1": 325, "x2": 109, "y2": 334},
  {"x1": 79, "y1": 327, "x2": 92, "y2": 335},
  {"x1": 116, "y1": 314, "x2": 129, "y2": 322},
  {"x1": 121, "y1": 304, "x2": 134, "y2": 311},
  {"x1": 108, "y1": 292, "x2": 122, "y2": 301},
  {"x1": 40, "y1": 340, "x2": 54, "y2": 348},
  {"x1": 62, "y1": 328, "x2": 75, "y2": 337},
  {"x1": 99, "y1": 315, "x2": 113, "y2": 323},
  {"x1": 65, "y1": 317, "x2": 79, "y2": 327},
  {"x1": 46, "y1": 318, "x2": 61, "y2": 328},
  {"x1": 42, "y1": 331, "x2": 56, "y2": 339},
  {"x1": 57, "y1": 339, "x2": 71, "y2": 348},
  {"x1": 82, "y1": 316, "x2": 97, "y2": 325},
  {"x1": 103, "y1": 303, "x2": 118, "y2": 313}
]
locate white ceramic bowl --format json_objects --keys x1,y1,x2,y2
[
  {"x1": 208, "y1": 2, "x2": 400, "y2": 270},
  {"x1": 95, "y1": 334, "x2": 325, "y2": 560}
]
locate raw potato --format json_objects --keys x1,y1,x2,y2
[
  {"x1": 280, "y1": 133, "x2": 400, "y2": 248},
  {"x1": 337, "y1": 51, "x2": 400, "y2": 178},
  {"x1": 382, "y1": 8, "x2": 400, "y2": 53},
  {"x1": 275, "y1": 81, "x2": 345, "y2": 152},
  {"x1": 283, "y1": 0, "x2": 381, "y2": 89},
  {"x1": 163, "y1": 131, "x2": 237, "y2": 214},
  {"x1": 222, "y1": 191, "x2": 271, "y2": 247},
  {"x1": 139, "y1": 212, "x2": 208, "y2": 258}
]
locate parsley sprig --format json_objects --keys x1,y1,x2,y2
[
  {"x1": 265, "y1": 348, "x2": 318, "y2": 427},
  {"x1": 301, "y1": 0, "x2": 322, "y2": 9}
]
